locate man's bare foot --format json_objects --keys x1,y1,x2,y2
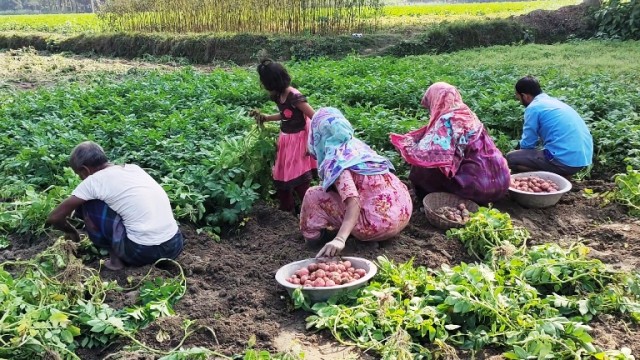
[{"x1": 104, "y1": 258, "x2": 124, "y2": 271}]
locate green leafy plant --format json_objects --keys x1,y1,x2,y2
[
  {"x1": 613, "y1": 166, "x2": 640, "y2": 216},
  {"x1": 446, "y1": 207, "x2": 529, "y2": 261},
  {"x1": 0, "y1": 238, "x2": 188, "y2": 359},
  {"x1": 595, "y1": 0, "x2": 640, "y2": 40},
  {"x1": 301, "y1": 247, "x2": 640, "y2": 360}
]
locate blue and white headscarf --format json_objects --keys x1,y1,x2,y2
[{"x1": 308, "y1": 107, "x2": 394, "y2": 190}]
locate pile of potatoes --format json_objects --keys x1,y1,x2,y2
[
  {"x1": 286, "y1": 260, "x2": 367, "y2": 287},
  {"x1": 434, "y1": 203, "x2": 470, "y2": 223},
  {"x1": 510, "y1": 176, "x2": 559, "y2": 193}
]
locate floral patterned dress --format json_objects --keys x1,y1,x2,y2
[{"x1": 300, "y1": 169, "x2": 412, "y2": 242}]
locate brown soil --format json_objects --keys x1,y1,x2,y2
[
  {"x1": 514, "y1": 3, "x2": 597, "y2": 43},
  {"x1": 2, "y1": 180, "x2": 639, "y2": 359}
]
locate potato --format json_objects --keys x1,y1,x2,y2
[
  {"x1": 308, "y1": 263, "x2": 318, "y2": 272},
  {"x1": 355, "y1": 268, "x2": 366, "y2": 277},
  {"x1": 295, "y1": 268, "x2": 309, "y2": 277},
  {"x1": 315, "y1": 269, "x2": 326, "y2": 278},
  {"x1": 342, "y1": 260, "x2": 352, "y2": 268},
  {"x1": 325, "y1": 279, "x2": 336, "y2": 287}
]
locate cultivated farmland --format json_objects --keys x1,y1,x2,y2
[
  {"x1": 1, "y1": 39, "x2": 640, "y2": 358},
  {"x1": 1, "y1": 0, "x2": 640, "y2": 358}
]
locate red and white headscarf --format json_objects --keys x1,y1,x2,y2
[{"x1": 390, "y1": 82, "x2": 484, "y2": 178}]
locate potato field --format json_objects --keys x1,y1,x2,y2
[{"x1": 1, "y1": 1, "x2": 640, "y2": 359}]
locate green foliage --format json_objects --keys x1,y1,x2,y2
[
  {"x1": 596, "y1": 0, "x2": 640, "y2": 40},
  {"x1": 301, "y1": 243, "x2": 640, "y2": 359},
  {"x1": 383, "y1": 1, "x2": 575, "y2": 17},
  {"x1": 613, "y1": 166, "x2": 640, "y2": 216},
  {"x1": 446, "y1": 207, "x2": 529, "y2": 261},
  {"x1": 0, "y1": 235, "x2": 9, "y2": 249},
  {"x1": 0, "y1": 68, "x2": 273, "y2": 235},
  {"x1": 1, "y1": 42, "x2": 639, "y2": 236},
  {"x1": 0, "y1": 13, "x2": 99, "y2": 33},
  {"x1": 0, "y1": 168, "x2": 80, "y2": 236},
  {"x1": 0, "y1": 238, "x2": 187, "y2": 359}
]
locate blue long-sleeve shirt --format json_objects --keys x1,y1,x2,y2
[{"x1": 520, "y1": 93, "x2": 593, "y2": 167}]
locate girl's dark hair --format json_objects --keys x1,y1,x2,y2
[
  {"x1": 515, "y1": 76, "x2": 542, "y2": 97},
  {"x1": 257, "y1": 59, "x2": 291, "y2": 94}
]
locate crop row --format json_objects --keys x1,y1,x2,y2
[{"x1": 1, "y1": 41, "x2": 638, "y2": 237}]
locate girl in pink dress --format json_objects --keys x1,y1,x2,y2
[
  {"x1": 253, "y1": 60, "x2": 317, "y2": 213},
  {"x1": 300, "y1": 107, "x2": 413, "y2": 258}
]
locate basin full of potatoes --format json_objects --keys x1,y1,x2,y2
[
  {"x1": 275, "y1": 257, "x2": 377, "y2": 303},
  {"x1": 508, "y1": 171, "x2": 572, "y2": 208}
]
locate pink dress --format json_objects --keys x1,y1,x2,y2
[
  {"x1": 300, "y1": 170, "x2": 413, "y2": 242},
  {"x1": 272, "y1": 88, "x2": 317, "y2": 190}
]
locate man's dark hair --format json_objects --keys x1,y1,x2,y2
[
  {"x1": 515, "y1": 76, "x2": 543, "y2": 97},
  {"x1": 257, "y1": 59, "x2": 291, "y2": 94},
  {"x1": 69, "y1": 141, "x2": 108, "y2": 171}
]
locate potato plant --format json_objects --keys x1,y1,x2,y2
[
  {"x1": 613, "y1": 166, "x2": 640, "y2": 217},
  {"x1": 0, "y1": 238, "x2": 191, "y2": 359},
  {"x1": 0, "y1": 43, "x2": 639, "y2": 239},
  {"x1": 287, "y1": 260, "x2": 367, "y2": 287},
  {"x1": 446, "y1": 207, "x2": 529, "y2": 261},
  {"x1": 299, "y1": 248, "x2": 640, "y2": 359}
]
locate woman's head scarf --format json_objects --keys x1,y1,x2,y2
[
  {"x1": 309, "y1": 107, "x2": 394, "y2": 190},
  {"x1": 390, "y1": 82, "x2": 484, "y2": 177}
]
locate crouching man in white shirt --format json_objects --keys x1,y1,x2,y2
[{"x1": 47, "y1": 141, "x2": 184, "y2": 271}]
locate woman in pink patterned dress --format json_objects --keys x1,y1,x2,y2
[
  {"x1": 390, "y1": 82, "x2": 510, "y2": 205},
  {"x1": 300, "y1": 107, "x2": 413, "y2": 258},
  {"x1": 252, "y1": 59, "x2": 317, "y2": 213}
]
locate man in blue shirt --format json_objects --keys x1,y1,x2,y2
[{"x1": 506, "y1": 76, "x2": 593, "y2": 177}]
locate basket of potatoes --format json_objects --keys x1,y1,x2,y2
[{"x1": 422, "y1": 192, "x2": 479, "y2": 230}]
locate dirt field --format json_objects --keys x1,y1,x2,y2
[{"x1": 2, "y1": 180, "x2": 639, "y2": 359}]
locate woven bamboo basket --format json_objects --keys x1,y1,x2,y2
[{"x1": 422, "y1": 192, "x2": 479, "y2": 230}]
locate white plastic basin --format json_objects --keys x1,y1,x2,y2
[
  {"x1": 509, "y1": 171, "x2": 572, "y2": 208},
  {"x1": 275, "y1": 256, "x2": 377, "y2": 303}
]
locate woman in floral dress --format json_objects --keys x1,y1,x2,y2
[
  {"x1": 300, "y1": 107, "x2": 413, "y2": 258},
  {"x1": 390, "y1": 82, "x2": 510, "y2": 205}
]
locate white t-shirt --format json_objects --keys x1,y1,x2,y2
[{"x1": 72, "y1": 164, "x2": 179, "y2": 246}]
